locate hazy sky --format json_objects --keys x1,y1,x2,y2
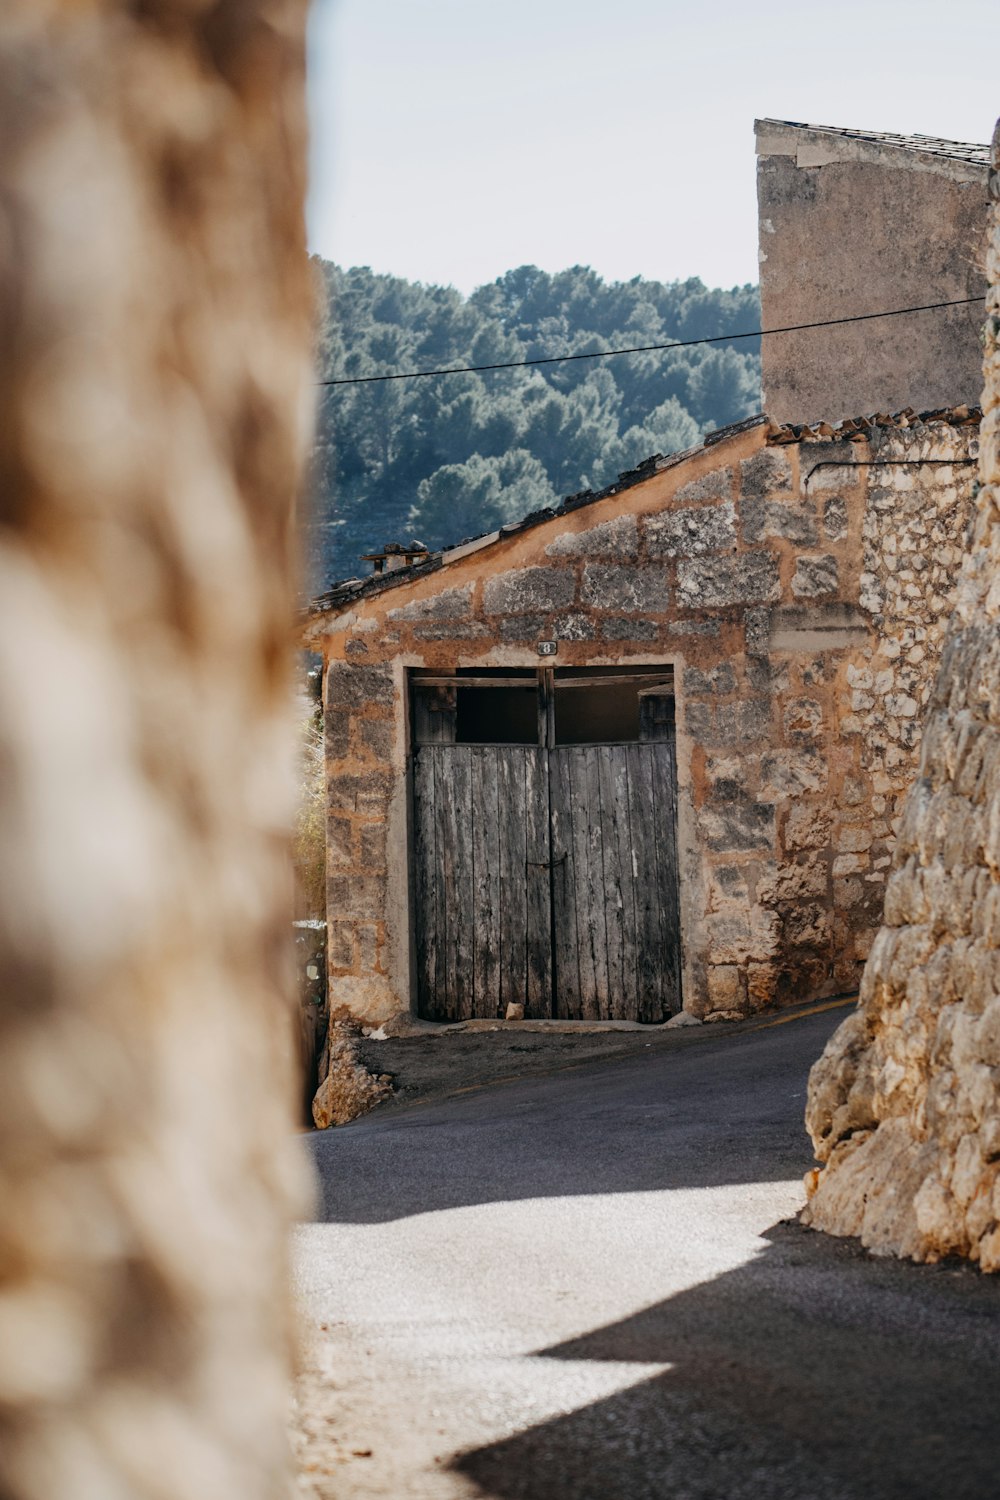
[{"x1": 307, "y1": 0, "x2": 998, "y2": 295}]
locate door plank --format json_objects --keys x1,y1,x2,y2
[
  {"x1": 524, "y1": 747, "x2": 552, "y2": 1018},
  {"x1": 600, "y1": 746, "x2": 639, "y2": 1022},
  {"x1": 413, "y1": 750, "x2": 436, "y2": 1015},
  {"x1": 449, "y1": 750, "x2": 475, "y2": 1021},
  {"x1": 471, "y1": 748, "x2": 501, "y2": 1018},
  {"x1": 651, "y1": 740, "x2": 683, "y2": 1018},
  {"x1": 580, "y1": 748, "x2": 610, "y2": 1019},
  {"x1": 626, "y1": 744, "x2": 666, "y2": 1022},
  {"x1": 549, "y1": 749, "x2": 581, "y2": 1019},
  {"x1": 597, "y1": 747, "x2": 627, "y2": 1020},
  {"x1": 498, "y1": 749, "x2": 528, "y2": 1010},
  {"x1": 433, "y1": 751, "x2": 458, "y2": 1021}
]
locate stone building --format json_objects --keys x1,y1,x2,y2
[
  {"x1": 803, "y1": 122, "x2": 1000, "y2": 1269},
  {"x1": 303, "y1": 407, "x2": 979, "y2": 1027},
  {"x1": 757, "y1": 120, "x2": 990, "y2": 423}
]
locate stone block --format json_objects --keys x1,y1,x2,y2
[
  {"x1": 823, "y1": 496, "x2": 849, "y2": 540},
  {"x1": 483, "y1": 566, "x2": 576, "y2": 614},
  {"x1": 760, "y1": 750, "x2": 828, "y2": 797},
  {"x1": 357, "y1": 924, "x2": 383, "y2": 973},
  {"x1": 740, "y1": 447, "x2": 793, "y2": 499},
  {"x1": 767, "y1": 603, "x2": 869, "y2": 654},
  {"x1": 358, "y1": 821, "x2": 387, "y2": 870},
  {"x1": 387, "y1": 585, "x2": 473, "y2": 622},
  {"x1": 677, "y1": 552, "x2": 781, "y2": 609},
  {"x1": 784, "y1": 904, "x2": 833, "y2": 949},
  {"x1": 345, "y1": 637, "x2": 369, "y2": 659},
  {"x1": 743, "y1": 498, "x2": 818, "y2": 545},
  {"x1": 327, "y1": 922, "x2": 355, "y2": 970},
  {"x1": 756, "y1": 855, "x2": 827, "y2": 905},
  {"x1": 832, "y1": 853, "x2": 867, "y2": 877},
  {"x1": 327, "y1": 873, "x2": 388, "y2": 921},
  {"x1": 645, "y1": 501, "x2": 737, "y2": 558},
  {"x1": 557, "y1": 614, "x2": 598, "y2": 640},
  {"x1": 706, "y1": 911, "x2": 750, "y2": 962},
  {"x1": 705, "y1": 754, "x2": 751, "y2": 798},
  {"x1": 601, "y1": 617, "x2": 658, "y2": 641},
  {"x1": 545, "y1": 514, "x2": 638, "y2": 558},
  {"x1": 360, "y1": 718, "x2": 394, "y2": 761},
  {"x1": 668, "y1": 619, "x2": 720, "y2": 638},
  {"x1": 327, "y1": 814, "x2": 355, "y2": 869},
  {"x1": 745, "y1": 606, "x2": 770, "y2": 657},
  {"x1": 498, "y1": 614, "x2": 548, "y2": 642},
  {"x1": 684, "y1": 662, "x2": 737, "y2": 697},
  {"x1": 324, "y1": 707, "x2": 350, "y2": 760},
  {"x1": 784, "y1": 802, "x2": 832, "y2": 850},
  {"x1": 783, "y1": 697, "x2": 823, "y2": 742},
  {"x1": 714, "y1": 698, "x2": 773, "y2": 746},
  {"x1": 674, "y1": 468, "x2": 734, "y2": 505},
  {"x1": 836, "y1": 825, "x2": 874, "y2": 854},
  {"x1": 701, "y1": 796, "x2": 775, "y2": 852},
  {"x1": 328, "y1": 660, "x2": 395, "y2": 709},
  {"x1": 683, "y1": 700, "x2": 713, "y2": 739},
  {"x1": 328, "y1": 767, "x2": 394, "y2": 815},
  {"x1": 707, "y1": 964, "x2": 743, "y2": 1009},
  {"x1": 413, "y1": 622, "x2": 488, "y2": 640},
  {"x1": 747, "y1": 962, "x2": 780, "y2": 1010},
  {"x1": 709, "y1": 864, "x2": 750, "y2": 905},
  {"x1": 792, "y1": 554, "x2": 839, "y2": 598},
  {"x1": 581, "y1": 563, "x2": 670, "y2": 612}
]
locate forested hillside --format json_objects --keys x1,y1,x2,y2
[{"x1": 308, "y1": 260, "x2": 761, "y2": 588}]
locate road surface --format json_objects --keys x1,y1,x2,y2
[{"x1": 295, "y1": 1007, "x2": 1000, "y2": 1499}]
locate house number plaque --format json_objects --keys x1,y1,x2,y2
[{"x1": 536, "y1": 640, "x2": 558, "y2": 657}]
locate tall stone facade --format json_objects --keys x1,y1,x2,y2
[
  {"x1": 304, "y1": 411, "x2": 978, "y2": 1030},
  {"x1": 0, "y1": 6, "x2": 312, "y2": 1498},
  {"x1": 757, "y1": 120, "x2": 990, "y2": 423},
  {"x1": 804, "y1": 122, "x2": 1000, "y2": 1268}
]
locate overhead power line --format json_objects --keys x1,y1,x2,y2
[{"x1": 316, "y1": 296, "x2": 983, "y2": 389}]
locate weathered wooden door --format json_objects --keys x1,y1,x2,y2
[
  {"x1": 549, "y1": 743, "x2": 680, "y2": 1023},
  {"x1": 413, "y1": 746, "x2": 552, "y2": 1021},
  {"x1": 412, "y1": 738, "x2": 680, "y2": 1023}
]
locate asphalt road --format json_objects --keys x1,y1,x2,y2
[{"x1": 295, "y1": 1008, "x2": 1000, "y2": 1500}]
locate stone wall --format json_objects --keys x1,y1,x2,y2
[
  {"x1": 757, "y1": 119, "x2": 989, "y2": 423},
  {"x1": 803, "y1": 124, "x2": 1000, "y2": 1268},
  {"x1": 309, "y1": 413, "x2": 977, "y2": 1029},
  {"x1": 0, "y1": 6, "x2": 312, "y2": 1497}
]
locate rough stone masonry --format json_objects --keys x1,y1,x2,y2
[
  {"x1": 804, "y1": 120, "x2": 1000, "y2": 1268},
  {"x1": 305, "y1": 407, "x2": 978, "y2": 1030}
]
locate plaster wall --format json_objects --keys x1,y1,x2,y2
[
  {"x1": 308, "y1": 418, "x2": 977, "y2": 1028},
  {"x1": 757, "y1": 121, "x2": 989, "y2": 423}
]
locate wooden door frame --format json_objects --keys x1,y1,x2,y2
[{"x1": 404, "y1": 657, "x2": 690, "y2": 1022}]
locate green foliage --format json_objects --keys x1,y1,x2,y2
[{"x1": 306, "y1": 261, "x2": 761, "y2": 588}]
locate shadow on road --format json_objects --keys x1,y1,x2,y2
[
  {"x1": 452, "y1": 1218, "x2": 1000, "y2": 1500},
  {"x1": 307, "y1": 1010, "x2": 843, "y2": 1225}
]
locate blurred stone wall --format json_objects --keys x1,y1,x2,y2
[
  {"x1": 805, "y1": 121, "x2": 1000, "y2": 1268},
  {"x1": 0, "y1": 4, "x2": 312, "y2": 1497}
]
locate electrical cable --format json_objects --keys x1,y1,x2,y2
[{"x1": 316, "y1": 296, "x2": 983, "y2": 389}]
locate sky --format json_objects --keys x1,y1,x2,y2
[{"x1": 307, "y1": 0, "x2": 999, "y2": 296}]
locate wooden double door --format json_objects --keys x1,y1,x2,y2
[{"x1": 412, "y1": 740, "x2": 681, "y2": 1023}]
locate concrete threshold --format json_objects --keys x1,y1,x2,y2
[{"x1": 374, "y1": 993, "x2": 858, "y2": 1041}]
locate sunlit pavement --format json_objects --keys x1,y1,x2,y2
[{"x1": 294, "y1": 1009, "x2": 1000, "y2": 1500}]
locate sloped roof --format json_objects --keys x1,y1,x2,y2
[
  {"x1": 305, "y1": 404, "x2": 981, "y2": 620},
  {"x1": 757, "y1": 119, "x2": 990, "y2": 167}
]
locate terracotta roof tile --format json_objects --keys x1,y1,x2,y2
[{"x1": 758, "y1": 119, "x2": 990, "y2": 167}]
